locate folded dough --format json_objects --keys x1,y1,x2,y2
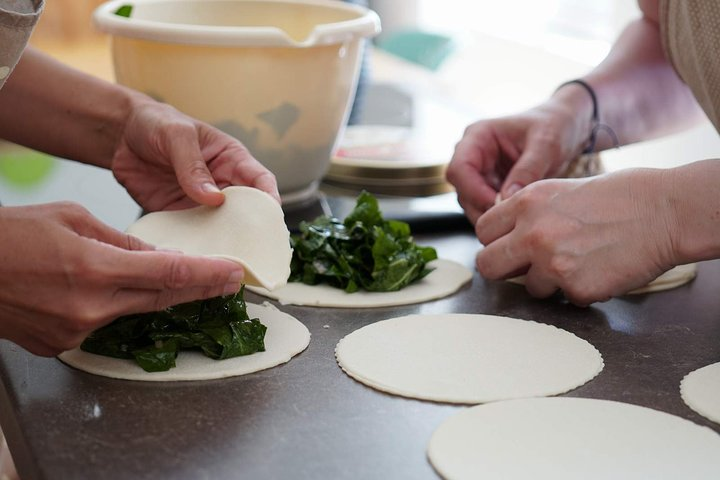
[{"x1": 126, "y1": 186, "x2": 291, "y2": 290}]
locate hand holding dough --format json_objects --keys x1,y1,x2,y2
[{"x1": 126, "y1": 186, "x2": 292, "y2": 290}]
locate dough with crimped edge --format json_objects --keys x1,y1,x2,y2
[
  {"x1": 427, "y1": 397, "x2": 720, "y2": 480},
  {"x1": 335, "y1": 313, "x2": 603, "y2": 403},
  {"x1": 681, "y1": 361, "x2": 720, "y2": 424},
  {"x1": 58, "y1": 302, "x2": 309, "y2": 381},
  {"x1": 247, "y1": 259, "x2": 472, "y2": 308}
]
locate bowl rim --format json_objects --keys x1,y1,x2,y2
[{"x1": 94, "y1": 0, "x2": 381, "y2": 47}]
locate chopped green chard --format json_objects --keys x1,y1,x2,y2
[
  {"x1": 290, "y1": 191, "x2": 437, "y2": 292},
  {"x1": 80, "y1": 287, "x2": 266, "y2": 372},
  {"x1": 114, "y1": 5, "x2": 133, "y2": 17}
]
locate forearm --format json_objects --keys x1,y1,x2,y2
[
  {"x1": 665, "y1": 160, "x2": 720, "y2": 264},
  {"x1": 552, "y1": 11, "x2": 704, "y2": 151},
  {"x1": 0, "y1": 47, "x2": 147, "y2": 168}
]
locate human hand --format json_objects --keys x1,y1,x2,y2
[
  {"x1": 474, "y1": 168, "x2": 679, "y2": 306},
  {"x1": 447, "y1": 94, "x2": 593, "y2": 224},
  {"x1": 0, "y1": 203, "x2": 245, "y2": 356},
  {"x1": 111, "y1": 97, "x2": 280, "y2": 212}
]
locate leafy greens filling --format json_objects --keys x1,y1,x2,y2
[
  {"x1": 114, "y1": 5, "x2": 133, "y2": 17},
  {"x1": 80, "y1": 287, "x2": 266, "y2": 372},
  {"x1": 290, "y1": 191, "x2": 437, "y2": 292}
]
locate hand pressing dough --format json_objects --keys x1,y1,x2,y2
[
  {"x1": 335, "y1": 313, "x2": 603, "y2": 403},
  {"x1": 498, "y1": 155, "x2": 698, "y2": 296},
  {"x1": 428, "y1": 397, "x2": 720, "y2": 480},
  {"x1": 126, "y1": 186, "x2": 291, "y2": 290},
  {"x1": 58, "y1": 302, "x2": 310, "y2": 381},
  {"x1": 681, "y1": 361, "x2": 720, "y2": 424},
  {"x1": 247, "y1": 259, "x2": 472, "y2": 308},
  {"x1": 507, "y1": 263, "x2": 697, "y2": 296}
]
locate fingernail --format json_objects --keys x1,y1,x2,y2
[
  {"x1": 506, "y1": 183, "x2": 523, "y2": 197},
  {"x1": 202, "y1": 182, "x2": 222, "y2": 194},
  {"x1": 223, "y1": 282, "x2": 241, "y2": 296},
  {"x1": 228, "y1": 269, "x2": 244, "y2": 284}
]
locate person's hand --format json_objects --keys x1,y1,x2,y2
[
  {"x1": 447, "y1": 94, "x2": 593, "y2": 225},
  {"x1": 474, "y1": 168, "x2": 679, "y2": 306},
  {"x1": 0, "y1": 203, "x2": 245, "y2": 356},
  {"x1": 111, "y1": 97, "x2": 280, "y2": 212}
]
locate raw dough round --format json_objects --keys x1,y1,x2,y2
[
  {"x1": 681, "y1": 361, "x2": 720, "y2": 424},
  {"x1": 335, "y1": 313, "x2": 603, "y2": 403},
  {"x1": 58, "y1": 302, "x2": 310, "y2": 381},
  {"x1": 247, "y1": 259, "x2": 472, "y2": 308},
  {"x1": 428, "y1": 397, "x2": 720, "y2": 480},
  {"x1": 507, "y1": 263, "x2": 697, "y2": 296},
  {"x1": 126, "y1": 186, "x2": 291, "y2": 290}
]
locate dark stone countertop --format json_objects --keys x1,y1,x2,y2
[{"x1": 1, "y1": 229, "x2": 719, "y2": 480}]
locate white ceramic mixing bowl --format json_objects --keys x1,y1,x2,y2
[{"x1": 94, "y1": 0, "x2": 380, "y2": 203}]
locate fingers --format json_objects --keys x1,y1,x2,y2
[
  {"x1": 475, "y1": 234, "x2": 530, "y2": 280},
  {"x1": 474, "y1": 199, "x2": 517, "y2": 246},
  {"x1": 447, "y1": 136, "x2": 501, "y2": 221},
  {"x1": 456, "y1": 182, "x2": 498, "y2": 225},
  {"x1": 109, "y1": 283, "x2": 240, "y2": 319},
  {"x1": 95, "y1": 247, "x2": 244, "y2": 293},
  {"x1": 207, "y1": 133, "x2": 281, "y2": 204},
  {"x1": 251, "y1": 170, "x2": 281, "y2": 204},
  {"x1": 166, "y1": 123, "x2": 226, "y2": 207},
  {"x1": 522, "y1": 264, "x2": 560, "y2": 299},
  {"x1": 93, "y1": 248, "x2": 246, "y2": 319},
  {"x1": 500, "y1": 147, "x2": 553, "y2": 199},
  {"x1": 63, "y1": 207, "x2": 156, "y2": 252}
]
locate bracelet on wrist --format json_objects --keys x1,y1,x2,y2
[{"x1": 556, "y1": 79, "x2": 619, "y2": 154}]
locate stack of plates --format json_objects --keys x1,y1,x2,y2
[{"x1": 324, "y1": 125, "x2": 454, "y2": 196}]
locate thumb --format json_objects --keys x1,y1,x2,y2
[
  {"x1": 168, "y1": 126, "x2": 225, "y2": 207},
  {"x1": 500, "y1": 149, "x2": 552, "y2": 200}
]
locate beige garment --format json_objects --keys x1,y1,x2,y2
[
  {"x1": 0, "y1": 0, "x2": 43, "y2": 90},
  {"x1": 660, "y1": 0, "x2": 720, "y2": 130}
]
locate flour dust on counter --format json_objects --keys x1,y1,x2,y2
[
  {"x1": 427, "y1": 397, "x2": 720, "y2": 480},
  {"x1": 335, "y1": 313, "x2": 603, "y2": 404},
  {"x1": 58, "y1": 302, "x2": 310, "y2": 381},
  {"x1": 681, "y1": 361, "x2": 720, "y2": 425}
]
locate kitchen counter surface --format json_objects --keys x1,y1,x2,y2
[
  {"x1": 3, "y1": 31, "x2": 719, "y2": 480},
  {"x1": 1, "y1": 226, "x2": 719, "y2": 479}
]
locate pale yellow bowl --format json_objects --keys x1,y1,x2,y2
[{"x1": 94, "y1": 0, "x2": 380, "y2": 203}]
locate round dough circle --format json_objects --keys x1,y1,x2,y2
[
  {"x1": 247, "y1": 259, "x2": 472, "y2": 308},
  {"x1": 681, "y1": 361, "x2": 720, "y2": 424},
  {"x1": 58, "y1": 303, "x2": 310, "y2": 381},
  {"x1": 428, "y1": 397, "x2": 720, "y2": 480},
  {"x1": 335, "y1": 314, "x2": 603, "y2": 403}
]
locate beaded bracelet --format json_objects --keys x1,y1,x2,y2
[{"x1": 557, "y1": 79, "x2": 619, "y2": 154}]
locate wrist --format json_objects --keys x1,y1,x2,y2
[
  {"x1": 547, "y1": 83, "x2": 596, "y2": 157},
  {"x1": 552, "y1": 79, "x2": 620, "y2": 156},
  {"x1": 102, "y1": 87, "x2": 154, "y2": 165},
  {"x1": 663, "y1": 161, "x2": 720, "y2": 264},
  {"x1": 541, "y1": 84, "x2": 593, "y2": 158}
]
